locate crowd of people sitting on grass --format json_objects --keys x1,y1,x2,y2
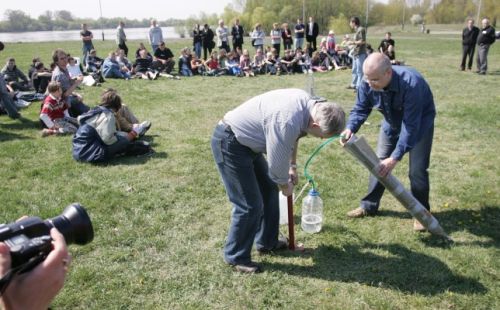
[{"x1": 0, "y1": 20, "x2": 400, "y2": 162}]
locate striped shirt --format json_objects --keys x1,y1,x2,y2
[{"x1": 224, "y1": 88, "x2": 314, "y2": 184}]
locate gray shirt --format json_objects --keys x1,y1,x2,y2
[
  {"x1": 116, "y1": 25, "x2": 126, "y2": 45},
  {"x1": 224, "y1": 88, "x2": 314, "y2": 184}
]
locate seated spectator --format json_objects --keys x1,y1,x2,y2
[
  {"x1": 67, "y1": 56, "x2": 99, "y2": 87},
  {"x1": 190, "y1": 54, "x2": 205, "y2": 75},
  {"x1": 217, "y1": 49, "x2": 229, "y2": 75},
  {"x1": 295, "y1": 49, "x2": 311, "y2": 73},
  {"x1": 239, "y1": 49, "x2": 254, "y2": 77},
  {"x1": 226, "y1": 51, "x2": 242, "y2": 76},
  {"x1": 135, "y1": 43, "x2": 153, "y2": 60},
  {"x1": 311, "y1": 51, "x2": 328, "y2": 72},
  {"x1": 326, "y1": 30, "x2": 337, "y2": 55},
  {"x1": 102, "y1": 51, "x2": 131, "y2": 79},
  {"x1": 40, "y1": 81, "x2": 78, "y2": 137},
  {"x1": 280, "y1": 49, "x2": 297, "y2": 74},
  {"x1": 0, "y1": 42, "x2": 20, "y2": 119},
  {"x1": 1, "y1": 58, "x2": 31, "y2": 91},
  {"x1": 264, "y1": 52, "x2": 279, "y2": 75},
  {"x1": 153, "y1": 41, "x2": 175, "y2": 74},
  {"x1": 86, "y1": 49, "x2": 104, "y2": 73},
  {"x1": 72, "y1": 88, "x2": 152, "y2": 163},
  {"x1": 51, "y1": 48, "x2": 90, "y2": 117},
  {"x1": 252, "y1": 48, "x2": 265, "y2": 74},
  {"x1": 204, "y1": 51, "x2": 221, "y2": 76},
  {"x1": 31, "y1": 61, "x2": 52, "y2": 94},
  {"x1": 319, "y1": 46, "x2": 344, "y2": 70},
  {"x1": 378, "y1": 32, "x2": 395, "y2": 55},
  {"x1": 116, "y1": 49, "x2": 132, "y2": 71},
  {"x1": 178, "y1": 47, "x2": 193, "y2": 77},
  {"x1": 133, "y1": 49, "x2": 158, "y2": 80}
]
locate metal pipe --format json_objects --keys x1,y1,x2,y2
[{"x1": 344, "y1": 135, "x2": 450, "y2": 239}]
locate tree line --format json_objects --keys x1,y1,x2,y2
[
  {"x1": 0, "y1": 9, "x2": 184, "y2": 32},
  {"x1": 1, "y1": 0, "x2": 497, "y2": 34}
]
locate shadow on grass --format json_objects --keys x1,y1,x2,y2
[
  {"x1": 265, "y1": 242, "x2": 487, "y2": 296},
  {"x1": 0, "y1": 116, "x2": 40, "y2": 130},
  {"x1": 0, "y1": 130, "x2": 31, "y2": 142},
  {"x1": 421, "y1": 206, "x2": 500, "y2": 248},
  {"x1": 103, "y1": 151, "x2": 168, "y2": 166}
]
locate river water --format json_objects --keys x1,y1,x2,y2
[{"x1": 0, "y1": 27, "x2": 181, "y2": 43}]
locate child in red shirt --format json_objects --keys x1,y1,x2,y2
[{"x1": 40, "y1": 81, "x2": 78, "y2": 137}]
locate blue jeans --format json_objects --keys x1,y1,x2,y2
[
  {"x1": 295, "y1": 38, "x2": 304, "y2": 50},
  {"x1": 211, "y1": 123, "x2": 280, "y2": 265},
  {"x1": 82, "y1": 43, "x2": 93, "y2": 66},
  {"x1": 360, "y1": 125, "x2": 434, "y2": 214},
  {"x1": 351, "y1": 53, "x2": 366, "y2": 88},
  {"x1": 194, "y1": 42, "x2": 202, "y2": 59}
]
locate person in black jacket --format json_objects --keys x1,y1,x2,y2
[
  {"x1": 193, "y1": 24, "x2": 202, "y2": 59},
  {"x1": 305, "y1": 16, "x2": 319, "y2": 51},
  {"x1": 202, "y1": 24, "x2": 215, "y2": 60},
  {"x1": 460, "y1": 19, "x2": 479, "y2": 71},
  {"x1": 231, "y1": 19, "x2": 244, "y2": 52},
  {"x1": 476, "y1": 18, "x2": 496, "y2": 75}
]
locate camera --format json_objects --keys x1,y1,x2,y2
[{"x1": 0, "y1": 203, "x2": 94, "y2": 271}]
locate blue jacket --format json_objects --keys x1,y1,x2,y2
[
  {"x1": 72, "y1": 107, "x2": 109, "y2": 163},
  {"x1": 346, "y1": 66, "x2": 436, "y2": 160},
  {"x1": 102, "y1": 58, "x2": 125, "y2": 78}
]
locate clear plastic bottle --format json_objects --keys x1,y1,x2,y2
[{"x1": 301, "y1": 189, "x2": 323, "y2": 233}]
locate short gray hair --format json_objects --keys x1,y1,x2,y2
[{"x1": 314, "y1": 101, "x2": 346, "y2": 136}]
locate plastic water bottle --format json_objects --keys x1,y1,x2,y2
[{"x1": 301, "y1": 189, "x2": 323, "y2": 233}]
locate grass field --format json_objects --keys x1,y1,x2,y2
[{"x1": 0, "y1": 26, "x2": 499, "y2": 309}]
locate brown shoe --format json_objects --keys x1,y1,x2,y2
[
  {"x1": 347, "y1": 207, "x2": 368, "y2": 218},
  {"x1": 413, "y1": 219, "x2": 427, "y2": 232}
]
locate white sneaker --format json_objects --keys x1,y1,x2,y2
[{"x1": 134, "y1": 121, "x2": 152, "y2": 137}]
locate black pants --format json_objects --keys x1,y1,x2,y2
[
  {"x1": 460, "y1": 44, "x2": 475, "y2": 70},
  {"x1": 203, "y1": 45, "x2": 213, "y2": 60},
  {"x1": 118, "y1": 43, "x2": 129, "y2": 57}
]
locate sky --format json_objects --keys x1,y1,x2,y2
[{"x1": 0, "y1": 0, "x2": 234, "y2": 21}]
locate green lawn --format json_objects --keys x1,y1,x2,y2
[{"x1": 0, "y1": 28, "x2": 499, "y2": 309}]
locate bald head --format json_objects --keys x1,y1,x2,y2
[{"x1": 363, "y1": 53, "x2": 393, "y2": 90}]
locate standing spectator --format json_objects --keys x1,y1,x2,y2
[
  {"x1": 51, "y1": 48, "x2": 90, "y2": 117},
  {"x1": 231, "y1": 19, "x2": 244, "y2": 51},
  {"x1": 270, "y1": 23, "x2": 282, "y2": 57},
  {"x1": 251, "y1": 23, "x2": 265, "y2": 52},
  {"x1": 149, "y1": 19, "x2": 164, "y2": 53},
  {"x1": 476, "y1": 18, "x2": 496, "y2": 75},
  {"x1": 305, "y1": 16, "x2": 319, "y2": 51},
  {"x1": 216, "y1": 19, "x2": 230, "y2": 53},
  {"x1": 341, "y1": 53, "x2": 436, "y2": 232},
  {"x1": 1, "y1": 58, "x2": 30, "y2": 91},
  {"x1": 347, "y1": 16, "x2": 367, "y2": 90},
  {"x1": 192, "y1": 24, "x2": 203, "y2": 59},
  {"x1": 460, "y1": 19, "x2": 479, "y2": 71},
  {"x1": 116, "y1": 21, "x2": 128, "y2": 57},
  {"x1": 201, "y1": 24, "x2": 215, "y2": 60},
  {"x1": 80, "y1": 23, "x2": 94, "y2": 67},
  {"x1": 153, "y1": 41, "x2": 175, "y2": 74},
  {"x1": 211, "y1": 88, "x2": 345, "y2": 273},
  {"x1": 282, "y1": 23, "x2": 293, "y2": 51},
  {"x1": 294, "y1": 18, "x2": 305, "y2": 50}
]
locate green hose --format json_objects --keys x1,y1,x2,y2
[{"x1": 303, "y1": 135, "x2": 340, "y2": 190}]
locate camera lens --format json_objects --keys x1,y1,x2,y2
[{"x1": 46, "y1": 203, "x2": 94, "y2": 245}]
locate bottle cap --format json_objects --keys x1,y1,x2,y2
[{"x1": 308, "y1": 189, "x2": 319, "y2": 196}]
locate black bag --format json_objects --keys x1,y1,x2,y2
[{"x1": 251, "y1": 39, "x2": 256, "y2": 46}]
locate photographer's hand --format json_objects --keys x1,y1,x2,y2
[{"x1": 0, "y1": 228, "x2": 70, "y2": 310}]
